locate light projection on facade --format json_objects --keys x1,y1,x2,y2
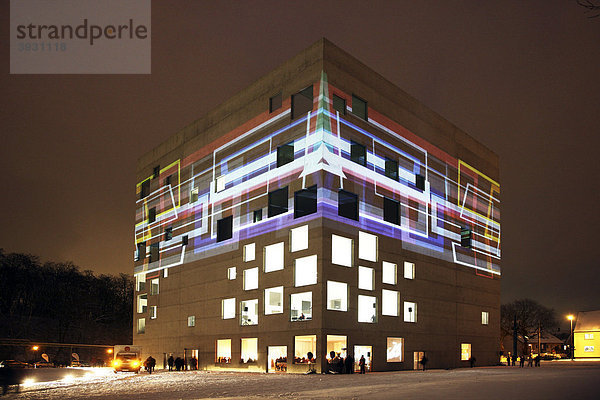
[{"x1": 134, "y1": 72, "x2": 500, "y2": 278}]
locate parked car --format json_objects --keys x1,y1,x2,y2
[
  {"x1": 34, "y1": 361, "x2": 54, "y2": 368},
  {"x1": 0, "y1": 360, "x2": 30, "y2": 369}
]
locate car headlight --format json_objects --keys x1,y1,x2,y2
[
  {"x1": 132, "y1": 361, "x2": 139, "y2": 367},
  {"x1": 113, "y1": 360, "x2": 121, "y2": 367}
]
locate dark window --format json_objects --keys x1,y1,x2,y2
[
  {"x1": 140, "y1": 180, "x2": 150, "y2": 199},
  {"x1": 190, "y1": 189, "x2": 198, "y2": 203},
  {"x1": 338, "y1": 190, "x2": 358, "y2": 221},
  {"x1": 149, "y1": 243, "x2": 159, "y2": 262},
  {"x1": 136, "y1": 242, "x2": 146, "y2": 261},
  {"x1": 269, "y1": 92, "x2": 282, "y2": 113},
  {"x1": 350, "y1": 141, "x2": 366, "y2": 166},
  {"x1": 294, "y1": 185, "x2": 317, "y2": 218},
  {"x1": 415, "y1": 175, "x2": 425, "y2": 190},
  {"x1": 268, "y1": 187, "x2": 288, "y2": 217},
  {"x1": 217, "y1": 216, "x2": 233, "y2": 242},
  {"x1": 291, "y1": 85, "x2": 313, "y2": 119},
  {"x1": 385, "y1": 159, "x2": 398, "y2": 181},
  {"x1": 352, "y1": 95, "x2": 367, "y2": 120},
  {"x1": 153, "y1": 165, "x2": 160, "y2": 179},
  {"x1": 383, "y1": 197, "x2": 400, "y2": 225},
  {"x1": 182, "y1": 235, "x2": 188, "y2": 246},
  {"x1": 461, "y1": 228, "x2": 472, "y2": 248},
  {"x1": 253, "y1": 209, "x2": 263, "y2": 223},
  {"x1": 277, "y1": 142, "x2": 294, "y2": 167},
  {"x1": 333, "y1": 94, "x2": 346, "y2": 115},
  {"x1": 165, "y1": 174, "x2": 172, "y2": 186},
  {"x1": 165, "y1": 227, "x2": 173, "y2": 241},
  {"x1": 148, "y1": 207, "x2": 156, "y2": 223}
]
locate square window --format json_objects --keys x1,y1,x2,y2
[
  {"x1": 415, "y1": 174, "x2": 426, "y2": 190},
  {"x1": 291, "y1": 86, "x2": 313, "y2": 119},
  {"x1": 253, "y1": 209, "x2": 263, "y2": 222},
  {"x1": 227, "y1": 266, "x2": 236, "y2": 280},
  {"x1": 382, "y1": 289, "x2": 399, "y2": 316},
  {"x1": 290, "y1": 225, "x2": 309, "y2": 252},
  {"x1": 350, "y1": 141, "x2": 366, "y2": 166},
  {"x1": 461, "y1": 227, "x2": 472, "y2": 248},
  {"x1": 264, "y1": 286, "x2": 284, "y2": 315},
  {"x1": 241, "y1": 338, "x2": 258, "y2": 363},
  {"x1": 137, "y1": 318, "x2": 145, "y2": 334},
  {"x1": 358, "y1": 266, "x2": 374, "y2": 291},
  {"x1": 382, "y1": 262, "x2": 397, "y2": 285},
  {"x1": 385, "y1": 159, "x2": 398, "y2": 181},
  {"x1": 148, "y1": 207, "x2": 156, "y2": 223},
  {"x1": 294, "y1": 335, "x2": 316, "y2": 364},
  {"x1": 222, "y1": 298, "x2": 236, "y2": 319},
  {"x1": 244, "y1": 267, "x2": 259, "y2": 291},
  {"x1": 482, "y1": 311, "x2": 489, "y2": 325},
  {"x1": 277, "y1": 142, "x2": 295, "y2": 167},
  {"x1": 404, "y1": 261, "x2": 415, "y2": 280},
  {"x1": 332, "y1": 94, "x2": 346, "y2": 115},
  {"x1": 358, "y1": 231, "x2": 377, "y2": 262},
  {"x1": 164, "y1": 227, "x2": 173, "y2": 241},
  {"x1": 268, "y1": 187, "x2": 288, "y2": 217},
  {"x1": 217, "y1": 216, "x2": 233, "y2": 242},
  {"x1": 352, "y1": 95, "x2": 367, "y2": 120},
  {"x1": 327, "y1": 335, "x2": 347, "y2": 360},
  {"x1": 404, "y1": 302, "x2": 417, "y2": 323},
  {"x1": 338, "y1": 189, "x2": 358, "y2": 220},
  {"x1": 187, "y1": 315, "x2": 195, "y2": 327},
  {"x1": 386, "y1": 337, "x2": 404, "y2": 362},
  {"x1": 290, "y1": 292, "x2": 312, "y2": 321},
  {"x1": 294, "y1": 185, "x2": 317, "y2": 218},
  {"x1": 294, "y1": 255, "x2": 317, "y2": 287},
  {"x1": 216, "y1": 339, "x2": 231, "y2": 363},
  {"x1": 137, "y1": 294, "x2": 147, "y2": 314},
  {"x1": 461, "y1": 343, "x2": 471, "y2": 361},
  {"x1": 241, "y1": 299, "x2": 259, "y2": 325},
  {"x1": 152, "y1": 165, "x2": 160, "y2": 179},
  {"x1": 358, "y1": 295, "x2": 377, "y2": 323},
  {"x1": 216, "y1": 176, "x2": 226, "y2": 192},
  {"x1": 269, "y1": 92, "x2": 282, "y2": 113},
  {"x1": 383, "y1": 197, "x2": 399, "y2": 225},
  {"x1": 331, "y1": 234, "x2": 352, "y2": 267},
  {"x1": 264, "y1": 242, "x2": 285, "y2": 272},
  {"x1": 190, "y1": 188, "x2": 199, "y2": 203},
  {"x1": 150, "y1": 306, "x2": 157, "y2": 319},
  {"x1": 140, "y1": 180, "x2": 150, "y2": 199},
  {"x1": 244, "y1": 243, "x2": 256, "y2": 262},
  {"x1": 150, "y1": 278, "x2": 159, "y2": 295},
  {"x1": 327, "y1": 281, "x2": 348, "y2": 311}
]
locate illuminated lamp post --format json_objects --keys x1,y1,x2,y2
[
  {"x1": 567, "y1": 315, "x2": 575, "y2": 361},
  {"x1": 107, "y1": 348, "x2": 114, "y2": 367},
  {"x1": 32, "y1": 346, "x2": 39, "y2": 368}
]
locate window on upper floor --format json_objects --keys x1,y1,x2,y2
[
  {"x1": 150, "y1": 278, "x2": 159, "y2": 295},
  {"x1": 416, "y1": 174, "x2": 426, "y2": 190},
  {"x1": 290, "y1": 225, "x2": 309, "y2": 252},
  {"x1": 383, "y1": 197, "x2": 399, "y2": 225},
  {"x1": 243, "y1": 243, "x2": 256, "y2": 262},
  {"x1": 187, "y1": 315, "x2": 195, "y2": 327},
  {"x1": 382, "y1": 289, "x2": 399, "y2": 316},
  {"x1": 150, "y1": 306, "x2": 157, "y2": 319},
  {"x1": 294, "y1": 255, "x2": 317, "y2": 287},
  {"x1": 137, "y1": 318, "x2": 145, "y2": 334},
  {"x1": 338, "y1": 189, "x2": 358, "y2": 221},
  {"x1": 217, "y1": 216, "x2": 233, "y2": 242},
  {"x1": 331, "y1": 234, "x2": 353, "y2": 267},
  {"x1": 358, "y1": 295, "x2": 377, "y2": 323},
  {"x1": 164, "y1": 227, "x2": 173, "y2": 241},
  {"x1": 241, "y1": 299, "x2": 259, "y2": 326},
  {"x1": 265, "y1": 286, "x2": 284, "y2": 315},
  {"x1": 222, "y1": 298, "x2": 236, "y2": 319},
  {"x1": 264, "y1": 242, "x2": 284, "y2": 272},
  {"x1": 152, "y1": 165, "x2": 160, "y2": 179},
  {"x1": 140, "y1": 180, "x2": 150, "y2": 199},
  {"x1": 290, "y1": 291, "x2": 312, "y2": 321},
  {"x1": 148, "y1": 207, "x2": 156, "y2": 223},
  {"x1": 350, "y1": 141, "x2": 366, "y2": 166},
  {"x1": 291, "y1": 85, "x2": 313, "y2": 119},
  {"x1": 352, "y1": 95, "x2": 367, "y2": 120},
  {"x1": 461, "y1": 227, "x2": 472, "y2": 248},
  {"x1": 358, "y1": 266, "x2": 374, "y2": 291},
  {"x1": 482, "y1": 311, "x2": 489, "y2": 325},
  {"x1": 253, "y1": 209, "x2": 263, "y2": 223},
  {"x1": 244, "y1": 267, "x2": 259, "y2": 291},
  {"x1": 332, "y1": 94, "x2": 346, "y2": 115},
  {"x1": 404, "y1": 261, "x2": 415, "y2": 280},
  {"x1": 277, "y1": 142, "x2": 294, "y2": 167},
  {"x1": 385, "y1": 158, "x2": 398, "y2": 181},
  {"x1": 227, "y1": 266, "x2": 236, "y2": 280},
  {"x1": 268, "y1": 187, "x2": 288, "y2": 218},
  {"x1": 137, "y1": 294, "x2": 147, "y2": 314},
  {"x1": 327, "y1": 281, "x2": 348, "y2": 312},
  {"x1": 294, "y1": 185, "x2": 317, "y2": 219},
  {"x1": 269, "y1": 92, "x2": 282, "y2": 113},
  {"x1": 382, "y1": 261, "x2": 397, "y2": 285},
  {"x1": 404, "y1": 301, "x2": 417, "y2": 323},
  {"x1": 358, "y1": 231, "x2": 377, "y2": 262}
]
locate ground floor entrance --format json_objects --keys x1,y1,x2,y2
[{"x1": 354, "y1": 345, "x2": 372, "y2": 372}]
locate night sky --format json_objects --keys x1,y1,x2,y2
[{"x1": 1, "y1": 1, "x2": 598, "y2": 329}]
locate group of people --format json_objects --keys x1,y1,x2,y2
[
  {"x1": 506, "y1": 353, "x2": 541, "y2": 367},
  {"x1": 327, "y1": 351, "x2": 356, "y2": 374},
  {"x1": 166, "y1": 355, "x2": 198, "y2": 371},
  {"x1": 143, "y1": 356, "x2": 156, "y2": 373}
]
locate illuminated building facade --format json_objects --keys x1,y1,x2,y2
[
  {"x1": 133, "y1": 39, "x2": 501, "y2": 372},
  {"x1": 573, "y1": 310, "x2": 600, "y2": 358}
]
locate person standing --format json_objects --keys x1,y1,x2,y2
[
  {"x1": 420, "y1": 355, "x2": 428, "y2": 371},
  {"x1": 167, "y1": 355, "x2": 174, "y2": 371},
  {"x1": 359, "y1": 355, "x2": 366, "y2": 374}
]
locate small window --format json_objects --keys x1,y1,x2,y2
[
  {"x1": 165, "y1": 174, "x2": 172, "y2": 186},
  {"x1": 227, "y1": 267, "x2": 236, "y2": 280},
  {"x1": 265, "y1": 286, "x2": 284, "y2": 315},
  {"x1": 332, "y1": 94, "x2": 346, "y2": 115},
  {"x1": 222, "y1": 298, "x2": 236, "y2": 319},
  {"x1": 327, "y1": 281, "x2": 348, "y2": 311},
  {"x1": 182, "y1": 235, "x2": 189, "y2": 246},
  {"x1": 461, "y1": 343, "x2": 471, "y2": 361},
  {"x1": 244, "y1": 243, "x2": 256, "y2": 262},
  {"x1": 358, "y1": 295, "x2": 377, "y2": 323},
  {"x1": 241, "y1": 299, "x2": 259, "y2": 325},
  {"x1": 415, "y1": 174, "x2": 426, "y2": 190},
  {"x1": 294, "y1": 255, "x2": 317, "y2": 287},
  {"x1": 163, "y1": 268, "x2": 168, "y2": 278},
  {"x1": 187, "y1": 315, "x2": 195, "y2": 327},
  {"x1": 404, "y1": 302, "x2": 417, "y2": 323},
  {"x1": 136, "y1": 273, "x2": 146, "y2": 292},
  {"x1": 290, "y1": 225, "x2": 309, "y2": 252},
  {"x1": 137, "y1": 294, "x2": 147, "y2": 313},
  {"x1": 383, "y1": 197, "x2": 399, "y2": 225},
  {"x1": 387, "y1": 337, "x2": 404, "y2": 362},
  {"x1": 382, "y1": 289, "x2": 399, "y2": 316},
  {"x1": 164, "y1": 227, "x2": 173, "y2": 241},
  {"x1": 216, "y1": 339, "x2": 231, "y2": 363},
  {"x1": 290, "y1": 291, "x2": 312, "y2": 321},
  {"x1": 358, "y1": 266, "x2": 374, "y2": 291},
  {"x1": 584, "y1": 333, "x2": 594, "y2": 340},
  {"x1": 137, "y1": 318, "x2": 145, "y2": 334},
  {"x1": 244, "y1": 267, "x2": 259, "y2": 291},
  {"x1": 277, "y1": 142, "x2": 295, "y2": 167},
  {"x1": 190, "y1": 188, "x2": 199, "y2": 203},
  {"x1": 338, "y1": 189, "x2": 358, "y2": 221},
  {"x1": 358, "y1": 231, "x2": 378, "y2": 262},
  {"x1": 291, "y1": 85, "x2": 313, "y2": 119},
  {"x1": 148, "y1": 207, "x2": 156, "y2": 223},
  {"x1": 136, "y1": 242, "x2": 146, "y2": 262},
  {"x1": 331, "y1": 234, "x2": 353, "y2": 267},
  {"x1": 350, "y1": 141, "x2": 366, "y2": 166},
  {"x1": 150, "y1": 278, "x2": 159, "y2": 295},
  {"x1": 153, "y1": 165, "x2": 160, "y2": 179},
  {"x1": 216, "y1": 176, "x2": 226, "y2": 192},
  {"x1": 140, "y1": 180, "x2": 150, "y2": 199},
  {"x1": 352, "y1": 95, "x2": 367, "y2": 120},
  {"x1": 482, "y1": 311, "x2": 489, "y2": 325},
  {"x1": 253, "y1": 209, "x2": 263, "y2": 223},
  {"x1": 461, "y1": 227, "x2": 472, "y2": 248},
  {"x1": 385, "y1": 159, "x2": 398, "y2": 181},
  {"x1": 241, "y1": 338, "x2": 258, "y2": 363},
  {"x1": 294, "y1": 185, "x2": 317, "y2": 218},
  {"x1": 269, "y1": 92, "x2": 282, "y2": 113},
  {"x1": 149, "y1": 243, "x2": 159, "y2": 263},
  {"x1": 150, "y1": 306, "x2": 157, "y2": 319},
  {"x1": 382, "y1": 262, "x2": 397, "y2": 285},
  {"x1": 294, "y1": 335, "x2": 316, "y2": 364},
  {"x1": 217, "y1": 216, "x2": 233, "y2": 242},
  {"x1": 264, "y1": 242, "x2": 284, "y2": 272},
  {"x1": 404, "y1": 261, "x2": 415, "y2": 280},
  {"x1": 268, "y1": 187, "x2": 288, "y2": 217}
]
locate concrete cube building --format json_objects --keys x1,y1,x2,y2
[{"x1": 133, "y1": 38, "x2": 501, "y2": 373}]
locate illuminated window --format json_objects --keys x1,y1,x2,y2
[
  {"x1": 150, "y1": 306, "x2": 157, "y2": 319},
  {"x1": 190, "y1": 188, "x2": 198, "y2": 203},
  {"x1": 265, "y1": 286, "x2": 283, "y2": 315},
  {"x1": 585, "y1": 333, "x2": 594, "y2": 340},
  {"x1": 227, "y1": 266, "x2": 236, "y2": 280},
  {"x1": 382, "y1": 262, "x2": 397, "y2": 285},
  {"x1": 386, "y1": 337, "x2": 404, "y2": 362},
  {"x1": 216, "y1": 339, "x2": 231, "y2": 363},
  {"x1": 137, "y1": 294, "x2": 147, "y2": 314},
  {"x1": 385, "y1": 158, "x2": 398, "y2": 181},
  {"x1": 241, "y1": 338, "x2": 258, "y2": 363},
  {"x1": 358, "y1": 231, "x2": 377, "y2": 262},
  {"x1": 416, "y1": 174, "x2": 425, "y2": 190},
  {"x1": 216, "y1": 176, "x2": 226, "y2": 192},
  {"x1": 290, "y1": 292, "x2": 312, "y2": 321},
  {"x1": 244, "y1": 243, "x2": 255, "y2": 262},
  {"x1": 350, "y1": 141, "x2": 366, "y2": 166},
  {"x1": 264, "y1": 242, "x2": 284, "y2": 272},
  {"x1": 149, "y1": 243, "x2": 159, "y2": 263},
  {"x1": 382, "y1": 289, "x2": 399, "y2": 316},
  {"x1": 404, "y1": 261, "x2": 415, "y2": 280},
  {"x1": 290, "y1": 225, "x2": 309, "y2": 252},
  {"x1": 253, "y1": 209, "x2": 263, "y2": 222},
  {"x1": 244, "y1": 267, "x2": 259, "y2": 291},
  {"x1": 294, "y1": 255, "x2": 317, "y2": 287},
  {"x1": 294, "y1": 335, "x2": 316, "y2": 364},
  {"x1": 137, "y1": 318, "x2": 145, "y2": 334},
  {"x1": 291, "y1": 85, "x2": 313, "y2": 119},
  {"x1": 163, "y1": 268, "x2": 168, "y2": 278},
  {"x1": 404, "y1": 302, "x2": 417, "y2": 323},
  {"x1": 241, "y1": 299, "x2": 258, "y2": 326},
  {"x1": 136, "y1": 273, "x2": 146, "y2": 291},
  {"x1": 461, "y1": 227, "x2": 472, "y2": 248},
  {"x1": 461, "y1": 343, "x2": 471, "y2": 361},
  {"x1": 332, "y1": 94, "x2": 346, "y2": 115},
  {"x1": 150, "y1": 278, "x2": 159, "y2": 295},
  {"x1": 294, "y1": 185, "x2": 317, "y2": 218},
  {"x1": 268, "y1": 187, "x2": 288, "y2": 217},
  {"x1": 327, "y1": 281, "x2": 348, "y2": 311},
  {"x1": 358, "y1": 295, "x2": 377, "y2": 323},
  {"x1": 222, "y1": 298, "x2": 235, "y2": 319},
  {"x1": 358, "y1": 266, "x2": 374, "y2": 291},
  {"x1": 140, "y1": 180, "x2": 150, "y2": 199},
  {"x1": 383, "y1": 197, "x2": 399, "y2": 225},
  {"x1": 217, "y1": 216, "x2": 233, "y2": 242},
  {"x1": 338, "y1": 189, "x2": 358, "y2": 220},
  {"x1": 164, "y1": 227, "x2": 173, "y2": 241},
  {"x1": 331, "y1": 234, "x2": 352, "y2": 267},
  {"x1": 187, "y1": 315, "x2": 195, "y2": 327},
  {"x1": 327, "y1": 335, "x2": 347, "y2": 360},
  {"x1": 152, "y1": 165, "x2": 160, "y2": 179},
  {"x1": 148, "y1": 207, "x2": 156, "y2": 223},
  {"x1": 482, "y1": 311, "x2": 489, "y2": 325},
  {"x1": 352, "y1": 95, "x2": 367, "y2": 120},
  {"x1": 269, "y1": 92, "x2": 282, "y2": 113},
  {"x1": 277, "y1": 142, "x2": 294, "y2": 167}
]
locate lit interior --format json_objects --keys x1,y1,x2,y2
[
  {"x1": 290, "y1": 291, "x2": 312, "y2": 321},
  {"x1": 222, "y1": 298, "x2": 236, "y2": 319},
  {"x1": 358, "y1": 231, "x2": 378, "y2": 262},
  {"x1": 264, "y1": 286, "x2": 283, "y2": 314},
  {"x1": 386, "y1": 337, "x2": 404, "y2": 362},
  {"x1": 217, "y1": 339, "x2": 231, "y2": 363},
  {"x1": 244, "y1": 267, "x2": 259, "y2": 290},
  {"x1": 326, "y1": 335, "x2": 347, "y2": 359},
  {"x1": 241, "y1": 299, "x2": 258, "y2": 325},
  {"x1": 382, "y1": 289, "x2": 399, "y2": 316},
  {"x1": 290, "y1": 225, "x2": 309, "y2": 252},
  {"x1": 327, "y1": 281, "x2": 348, "y2": 311},
  {"x1": 294, "y1": 255, "x2": 317, "y2": 287},
  {"x1": 358, "y1": 295, "x2": 377, "y2": 323},
  {"x1": 382, "y1": 261, "x2": 397, "y2": 285},
  {"x1": 264, "y1": 242, "x2": 285, "y2": 272},
  {"x1": 404, "y1": 301, "x2": 417, "y2": 323},
  {"x1": 294, "y1": 335, "x2": 317, "y2": 363},
  {"x1": 243, "y1": 243, "x2": 256, "y2": 262},
  {"x1": 358, "y1": 266, "x2": 374, "y2": 291},
  {"x1": 331, "y1": 234, "x2": 352, "y2": 267},
  {"x1": 241, "y1": 338, "x2": 258, "y2": 363}
]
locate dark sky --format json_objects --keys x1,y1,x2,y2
[{"x1": 1, "y1": 1, "x2": 599, "y2": 328}]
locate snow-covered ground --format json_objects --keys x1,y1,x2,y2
[{"x1": 5, "y1": 361, "x2": 599, "y2": 400}]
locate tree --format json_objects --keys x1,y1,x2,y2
[
  {"x1": 501, "y1": 299, "x2": 559, "y2": 352},
  {"x1": 577, "y1": 0, "x2": 600, "y2": 18}
]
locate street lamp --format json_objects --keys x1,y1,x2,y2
[
  {"x1": 567, "y1": 315, "x2": 575, "y2": 361},
  {"x1": 32, "y1": 346, "x2": 39, "y2": 368}
]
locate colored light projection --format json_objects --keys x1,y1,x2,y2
[{"x1": 134, "y1": 72, "x2": 500, "y2": 277}]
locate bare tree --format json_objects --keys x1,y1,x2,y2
[
  {"x1": 577, "y1": 0, "x2": 600, "y2": 18},
  {"x1": 501, "y1": 299, "x2": 559, "y2": 352}
]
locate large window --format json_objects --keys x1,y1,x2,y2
[
  {"x1": 327, "y1": 335, "x2": 347, "y2": 360},
  {"x1": 268, "y1": 187, "x2": 288, "y2": 217},
  {"x1": 294, "y1": 255, "x2": 317, "y2": 287},
  {"x1": 294, "y1": 335, "x2": 316, "y2": 364},
  {"x1": 148, "y1": 207, "x2": 156, "y2": 223},
  {"x1": 382, "y1": 289, "x2": 399, "y2": 316},
  {"x1": 265, "y1": 286, "x2": 284, "y2": 315},
  {"x1": 383, "y1": 197, "x2": 400, "y2": 225},
  {"x1": 350, "y1": 141, "x2": 366, "y2": 166},
  {"x1": 291, "y1": 85, "x2": 313, "y2": 119},
  {"x1": 338, "y1": 190, "x2": 358, "y2": 220},
  {"x1": 404, "y1": 301, "x2": 417, "y2": 323},
  {"x1": 358, "y1": 266, "x2": 374, "y2": 291},
  {"x1": 244, "y1": 267, "x2": 259, "y2": 291},
  {"x1": 352, "y1": 95, "x2": 367, "y2": 120},
  {"x1": 243, "y1": 243, "x2": 255, "y2": 262},
  {"x1": 482, "y1": 311, "x2": 489, "y2": 325},
  {"x1": 241, "y1": 338, "x2": 258, "y2": 363},
  {"x1": 358, "y1": 231, "x2": 377, "y2": 262},
  {"x1": 149, "y1": 243, "x2": 159, "y2": 263},
  {"x1": 404, "y1": 261, "x2": 415, "y2": 280},
  {"x1": 140, "y1": 180, "x2": 150, "y2": 199},
  {"x1": 461, "y1": 343, "x2": 471, "y2": 361},
  {"x1": 137, "y1": 318, "x2": 145, "y2": 334},
  {"x1": 327, "y1": 281, "x2": 348, "y2": 311},
  {"x1": 217, "y1": 216, "x2": 233, "y2": 242},
  {"x1": 216, "y1": 176, "x2": 226, "y2": 192},
  {"x1": 386, "y1": 337, "x2": 404, "y2": 362},
  {"x1": 136, "y1": 272, "x2": 146, "y2": 291},
  {"x1": 358, "y1": 295, "x2": 377, "y2": 323},
  {"x1": 331, "y1": 234, "x2": 353, "y2": 267},
  {"x1": 222, "y1": 298, "x2": 236, "y2": 319},
  {"x1": 290, "y1": 225, "x2": 309, "y2": 252},
  {"x1": 241, "y1": 299, "x2": 259, "y2": 326},
  {"x1": 216, "y1": 339, "x2": 231, "y2": 363},
  {"x1": 264, "y1": 242, "x2": 284, "y2": 272},
  {"x1": 294, "y1": 185, "x2": 317, "y2": 218},
  {"x1": 382, "y1": 261, "x2": 397, "y2": 285},
  {"x1": 277, "y1": 142, "x2": 294, "y2": 167},
  {"x1": 290, "y1": 292, "x2": 312, "y2": 321}
]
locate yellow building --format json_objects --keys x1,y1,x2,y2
[{"x1": 574, "y1": 310, "x2": 600, "y2": 358}]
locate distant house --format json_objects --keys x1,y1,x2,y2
[
  {"x1": 574, "y1": 310, "x2": 600, "y2": 358},
  {"x1": 501, "y1": 332, "x2": 565, "y2": 358}
]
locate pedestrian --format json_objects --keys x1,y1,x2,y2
[
  {"x1": 344, "y1": 354, "x2": 354, "y2": 374},
  {"x1": 527, "y1": 354, "x2": 533, "y2": 367},
  {"x1": 144, "y1": 357, "x2": 152, "y2": 374},
  {"x1": 359, "y1": 355, "x2": 366, "y2": 374},
  {"x1": 149, "y1": 356, "x2": 156, "y2": 372},
  {"x1": 175, "y1": 357, "x2": 183, "y2": 371},
  {"x1": 534, "y1": 355, "x2": 541, "y2": 367},
  {"x1": 190, "y1": 356, "x2": 197, "y2": 370},
  {"x1": 168, "y1": 355, "x2": 174, "y2": 371},
  {"x1": 511, "y1": 353, "x2": 517, "y2": 366},
  {"x1": 420, "y1": 355, "x2": 428, "y2": 371},
  {"x1": 469, "y1": 356, "x2": 476, "y2": 368}
]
